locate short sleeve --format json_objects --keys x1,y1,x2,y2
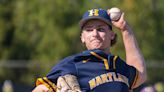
[
  {"x1": 116, "y1": 57, "x2": 139, "y2": 89},
  {"x1": 128, "y1": 65, "x2": 139, "y2": 89},
  {"x1": 34, "y1": 56, "x2": 77, "y2": 92}
]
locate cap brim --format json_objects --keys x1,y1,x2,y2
[{"x1": 79, "y1": 16, "x2": 112, "y2": 29}]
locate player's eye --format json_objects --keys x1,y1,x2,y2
[
  {"x1": 86, "y1": 29, "x2": 93, "y2": 32},
  {"x1": 85, "y1": 28, "x2": 93, "y2": 32},
  {"x1": 97, "y1": 28, "x2": 105, "y2": 32}
]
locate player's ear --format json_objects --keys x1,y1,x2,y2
[
  {"x1": 81, "y1": 36, "x2": 85, "y2": 43},
  {"x1": 81, "y1": 33, "x2": 85, "y2": 43},
  {"x1": 110, "y1": 31, "x2": 115, "y2": 40}
]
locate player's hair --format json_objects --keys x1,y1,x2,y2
[
  {"x1": 111, "y1": 33, "x2": 117, "y2": 46},
  {"x1": 107, "y1": 26, "x2": 117, "y2": 46}
]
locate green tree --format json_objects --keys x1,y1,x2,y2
[{"x1": 0, "y1": 0, "x2": 163, "y2": 87}]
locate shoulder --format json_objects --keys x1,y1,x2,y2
[
  {"x1": 111, "y1": 55, "x2": 135, "y2": 72},
  {"x1": 47, "y1": 53, "x2": 83, "y2": 77},
  {"x1": 110, "y1": 55, "x2": 125, "y2": 65},
  {"x1": 55, "y1": 56, "x2": 75, "y2": 68},
  {"x1": 56, "y1": 51, "x2": 84, "y2": 66}
]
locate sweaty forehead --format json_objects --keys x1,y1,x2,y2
[{"x1": 83, "y1": 19, "x2": 108, "y2": 28}]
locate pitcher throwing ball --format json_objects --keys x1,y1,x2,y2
[{"x1": 32, "y1": 8, "x2": 147, "y2": 92}]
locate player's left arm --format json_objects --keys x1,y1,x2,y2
[{"x1": 112, "y1": 13, "x2": 147, "y2": 88}]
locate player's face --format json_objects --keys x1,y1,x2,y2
[{"x1": 81, "y1": 20, "x2": 115, "y2": 51}]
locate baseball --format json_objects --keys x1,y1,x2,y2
[{"x1": 108, "y1": 7, "x2": 122, "y2": 21}]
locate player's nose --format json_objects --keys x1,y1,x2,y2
[{"x1": 92, "y1": 29, "x2": 99, "y2": 36}]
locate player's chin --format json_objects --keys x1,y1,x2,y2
[{"x1": 89, "y1": 44, "x2": 104, "y2": 50}]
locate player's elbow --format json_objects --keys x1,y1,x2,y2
[
  {"x1": 138, "y1": 63, "x2": 147, "y2": 84},
  {"x1": 142, "y1": 72, "x2": 147, "y2": 83},
  {"x1": 139, "y1": 70, "x2": 147, "y2": 85},
  {"x1": 133, "y1": 72, "x2": 147, "y2": 89}
]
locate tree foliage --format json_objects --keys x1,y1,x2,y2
[{"x1": 0, "y1": 0, "x2": 163, "y2": 85}]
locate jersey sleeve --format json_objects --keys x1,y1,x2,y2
[
  {"x1": 116, "y1": 57, "x2": 139, "y2": 90},
  {"x1": 35, "y1": 56, "x2": 77, "y2": 92},
  {"x1": 47, "y1": 59, "x2": 77, "y2": 82},
  {"x1": 127, "y1": 64, "x2": 139, "y2": 89}
]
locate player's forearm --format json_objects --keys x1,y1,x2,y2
[{"x1": 121, "y1": 23, "x2": 147, "y2": 85}]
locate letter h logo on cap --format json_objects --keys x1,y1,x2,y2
[
  {"x1": 88, "y1": 9, "x2": 99, "y2": 16},
  {"x1": 79, "y1": 8, "x2": 112, "y2": 30}
]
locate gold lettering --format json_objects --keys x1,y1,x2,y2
[
  {"x1": 101, "y1": 74, "x2": 109, "y2": 83},
  {"x1": 107, "y1": 73, "x2": 113, "y2": 81},
  {"x1": 118, "y1": 74, "x2": 124, "y2": 82},
  {"x1": 89, "y1": 79, "x2": 96, "y2": 90},
  {"x1": 112, "y1": 72, "x2": 118, "y2": 81},
  {"x1": 88, "y1": 72, "x2": 129, "y2": 90},
  {"x1": 119, "y1": 74, "x2": 129, "y2": 87},
  {"x1": 95, "y1": 76, "x2": 102, "y2": 86}
]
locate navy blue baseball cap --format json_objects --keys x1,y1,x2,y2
[{"x1": 79, "y1": 9, "x2": 112, "y2": 30}]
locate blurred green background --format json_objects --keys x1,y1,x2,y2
[{"x1": 0, "y1": 0, "x2": 164, "y2": 92}]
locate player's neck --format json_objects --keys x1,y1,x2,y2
[{"x1": 101, "y1": 48, "x2": 111, "y2": 54}]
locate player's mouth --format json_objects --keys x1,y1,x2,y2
[
  {"x1": 91, "y1": 39, "x2": 101, "y2": 44},
  {"x1": 90, "y1": 39, "x2": 102, "y2": 47}
]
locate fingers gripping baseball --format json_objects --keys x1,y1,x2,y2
[
  {"x1": 107, "y1": 7, "x2": 127, "y2": 31},
  {"x1": 57, "y1": 74, "x2": 81, "y2": 92},
  {"x1": 112, "y1": 13, "x2": 128, "y2": 31},
  {"x1": 108, "y1": 7, "x2": 122, "y2": 21}
]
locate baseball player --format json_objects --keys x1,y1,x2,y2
[{"x1": 32, "y1": 8, "x2": 147, "y2": 92}]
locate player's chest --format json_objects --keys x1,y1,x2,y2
[{"x1": 75, "y1": 60, "x2": 129, "y2": 92}]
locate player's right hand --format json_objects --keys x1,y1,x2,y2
[
  {"x1": 110, "y1": 12, "x2": 128, "y2": 31},
  {"x1": 32, "y1": 84, "x2": 50, "y2": 92}
]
